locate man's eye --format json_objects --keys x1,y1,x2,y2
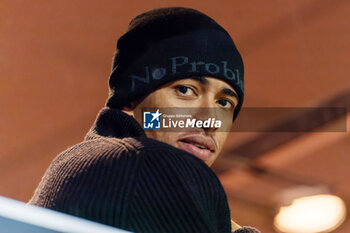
[
  {"x1": 175, "y1": 85, "x2": 195, "y2": 96},
  {"x1": 217, "y1": 99, "x2": 234, "y2": 109}
]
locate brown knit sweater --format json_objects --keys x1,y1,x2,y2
[{"x1": 29, "y1": 107, "x2": 260, "y2": 233}]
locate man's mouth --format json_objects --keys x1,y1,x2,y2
[{"x1": 177, "y1": 135, "x2": 216, "y2": 162}]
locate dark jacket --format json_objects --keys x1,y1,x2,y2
[{"x1": 29, "y1": 107, "x2": 235, "y2": 233}]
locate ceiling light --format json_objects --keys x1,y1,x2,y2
[{"x1": 274, "y1": 186, "x2": 346, "y2": 233}]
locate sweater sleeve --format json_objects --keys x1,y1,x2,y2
[
  {"x1": 28, "y1": 137, "x2": 233, "y2": 233},
  {"x1": 28, "y1": 138, "x2": 142, "y2": 226},
  {"x1": 232, "y1": 226, "x2": 261, "y2": 233}
]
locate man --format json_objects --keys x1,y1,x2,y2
[{"x1": 29, "y1": 7, "x2": 260, "y2": 233}]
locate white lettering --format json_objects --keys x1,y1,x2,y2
[{"x1": 186, "y1": 119, "x2": 196, "y2": 127}]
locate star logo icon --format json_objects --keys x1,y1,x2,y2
[{"x1": 150, "y1": 109, "x2": 162, "y2": 122}]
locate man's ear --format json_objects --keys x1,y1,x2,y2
[
  {"x1": 122, "y1": 102, "x2": 137, "y2": 118},
  {"x1": 123, "y1": 103, "x2": 136, "y2": 111},
  {"x1": 123, "y1": 97, "x2": 146, "y2": 111},
  {"x1": 122, "y1": 98, "x2": 145, "y2": 117},
  {"x1": 123, "y1": 99, "x2": 141, "y2": 111}
]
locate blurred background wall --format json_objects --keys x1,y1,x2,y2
[{"x1": 0, "y1": 0, "x2": 349, "y2": 232}]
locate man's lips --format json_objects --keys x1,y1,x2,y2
[{"x1": 177, "y1": 135, "x2": 216, "y2": 162}]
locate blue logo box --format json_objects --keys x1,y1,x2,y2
[{"x1": 143, "y1": 110, "x2": 161, "y2": 129}]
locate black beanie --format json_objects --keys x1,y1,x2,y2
[{"x1": 106, "y1": 7, "x2": 244, "y2": 121}]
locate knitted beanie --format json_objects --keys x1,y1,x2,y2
[
  {"x1": 28, "y1": 136, "x2": 232, "y2": 233},
  {"x1": 106, "y1": 7, "x2": 244, "y2": 121}
]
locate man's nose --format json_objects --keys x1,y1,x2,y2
[
  {"x1": 197, "y1": 96, "x2": 219, "y2": 118},
  {"x1": 192, "y1": 104, "x2": 220, "y2": 132}
]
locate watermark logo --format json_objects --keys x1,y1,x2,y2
[
  {"x1": 142, "y1": 108, "x2": 223, "y2": 131},
  {"x1": 140, "y1": 107, "x2": 347, "y2": 132},
  {"x1": 143, "y1": 109, "x2": 162, "y2": 129}
]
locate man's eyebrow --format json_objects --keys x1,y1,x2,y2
[
  {"x1": 188, "y1": 76, "x2": 209, "y2": 85},
  {"x1": 220, "y1": 88, "x2": 239, "y2": 101},
  {"x1": 187, "y1": 76, "x2": 239, "y2": 101}
]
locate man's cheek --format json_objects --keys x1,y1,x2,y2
[{"x1": 216, "y1": 133, "x2": 228, "y2": 152}]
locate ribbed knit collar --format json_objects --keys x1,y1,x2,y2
[{"x1": 85, "y1": 107, "x2": 147, "y2": 140}]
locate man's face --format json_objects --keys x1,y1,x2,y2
[{"x1": 129, "y1": 77, "x2": 238, "y2": 166}]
